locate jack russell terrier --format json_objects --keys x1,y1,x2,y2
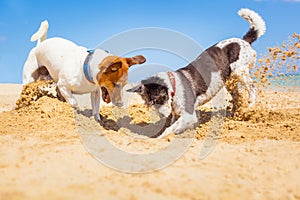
[
  {"x1": 127, "y1": 8, "x2": 266, "y2": 138},
  {"x1": 23, "y1": 20, "x2": 146, "y2": 121}
]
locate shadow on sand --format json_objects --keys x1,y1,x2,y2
[{"x1": 76, "y1": 108, "x2": 230, "y2": 138}]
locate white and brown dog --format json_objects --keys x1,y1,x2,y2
[
  {"x1": 127, "y1": 8, "x2": 266, "y2": 138},
  {"x1": 23, "y1": 20, "x2": 146, "y2": 121}
]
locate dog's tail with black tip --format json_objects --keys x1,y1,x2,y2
[
  {"x1": 30, "y1": 20, "x2": 49, "y2": 45},
  {"x1": 238, "y1": 8, "x2": 266, "y2": 45}
]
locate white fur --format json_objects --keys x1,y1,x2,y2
[
  {"x1": 238, "y1": 8, "x2": 266, "y2": 38},
  {"x1": 23, "y1": 21, "x2": 111, "y2": 121}
]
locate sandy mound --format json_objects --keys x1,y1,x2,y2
[
  {"x1": 15, "y1": 80, "x2": 64, "y2": 109},
  {"x1": 0, "y1": 81, "x2": 74, "y2": 136}
]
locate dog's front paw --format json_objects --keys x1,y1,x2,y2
[
  {"x1": 68, "y1": 99, "x2": 78, "y2": 108},
  {"x1": 94, "y1": 114, "x2": 101, "y2": 122},
  {"x1": 157, "y1": 128, "x2": 173, "y2": 139}
]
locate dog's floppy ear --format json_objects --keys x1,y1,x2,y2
[
  {"x1": 126, "y1": 84, "x2": 143, "y2": 93},
  {"x1": 127, "y1": 55, "x2": 146, "y2": 67}
]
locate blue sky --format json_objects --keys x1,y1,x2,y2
[{"x1": 0, "y1": 0, "x2": 299, "y2": 83}]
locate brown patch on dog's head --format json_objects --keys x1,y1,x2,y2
[{"x1": 97, "y1": 55, "x2": 146, "y2": 105}]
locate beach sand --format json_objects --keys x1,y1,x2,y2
[{"x1": 0, "y1": 83, "x2": 300, "y2": 200}]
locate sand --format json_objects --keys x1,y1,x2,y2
[{"x1": 0, "y1": 81, "x2": 299, "y2": 200}]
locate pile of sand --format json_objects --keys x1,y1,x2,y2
[
  {"x1": 0, "y1": 81, "x2": 74, "y2": 135},
  {"x1": 16, "y1": 80, "x2": 58, "y2": 109}
]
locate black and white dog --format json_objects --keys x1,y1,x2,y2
[{"x1": 127, "y1": 8, "x2": 266, "y2": 138}]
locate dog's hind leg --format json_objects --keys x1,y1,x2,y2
[
  {"x1": 23, "y1": 21, "x2": 49, "y2": 84},
  {"x1": 23, "y1": 48, "x2": 39, "y2": 84},
  {"x1": 225, "y1": 75, "x2": 240, "y2": 114},
  {"x1": 231, "y1": 65, "x2": 257, "y2": 107},
  {"x1": 57, "y1": 82, "x2": 78, "y2": 107},
  {"x1": 239, "y1": 74, "x2": 257, "y2": 107}
]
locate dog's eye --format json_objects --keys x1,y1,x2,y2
[
  {"x1": 110, "y1": 62, "x2": 122, "y2": 72},
  {"x1": 113, "y1": 83, "x2": 121, "y2": 88}
]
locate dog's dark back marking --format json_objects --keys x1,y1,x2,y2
[
  {"x1": 243, "y1": 27, "x2": 258, "y2": 44},
  {"x1": 219, "y1": 42, "x2": 240, "y2": 79},
  {"x1": 224, "y1": 43, "x2": 241, "y2": 64},
  {"x1": 176, "y1": 42, "x2": 240, "y2": 99}
]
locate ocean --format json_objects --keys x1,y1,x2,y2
[{"x1": 261, "y1": 74, "x2": 300, "y2": 91}]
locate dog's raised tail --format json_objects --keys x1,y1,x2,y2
[
  {"x1": 238, "y1": 8, "x2": 266, "y2": 44},
  {"x1": 30, "y1": 20, "x2": 49, "y2": 45}
]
